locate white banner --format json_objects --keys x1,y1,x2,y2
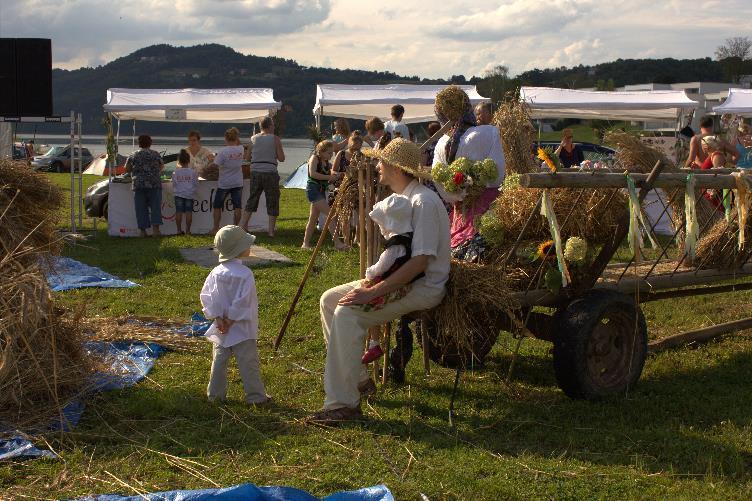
[{"x1": 108, "y1": 179, "x2": 268, "y2": 237}]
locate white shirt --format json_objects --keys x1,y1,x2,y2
[
  {"x1": 214, "y1": 145, "x2": 245, "y2": 189},
  {"x1": 401, "y1": 180, "x2": 451, "y2": 296},
  {"x1": 171, "y1": 166, "x2": 198, "y2": 199},
  {"x1": 433, "y1": 124, "x2": 506, "y2": 187},
  {"x1": 385, "y1": 120, "x2": 410, "y2": 141},
  {"x1": 200, "y1": 259, "x2": 258, "y2": 347}
]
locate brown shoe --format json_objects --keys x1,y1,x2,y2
[
  {"x1": 306, "y1": 406, "x2": 363, "y2": 426},
  {"x1": 358, "y1": 378, "x2": 377, "y2": 397}
]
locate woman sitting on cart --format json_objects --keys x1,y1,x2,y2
[{"x1": 431, "y1": 86, "x2": 506, "y2": 262}]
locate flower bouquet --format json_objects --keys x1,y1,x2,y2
[{"x1": 431, "y1": 157, "x2": 498, "y2": 210}]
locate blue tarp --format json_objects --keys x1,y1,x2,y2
[
  {"x1": 284, "y1": 162, "x2": 308, "y2": 189},
  {"x1": 48, "y1": 257, "x2": 139, "y2": 292},
  {"x1": 80, "y1": 483, "x2": 393, "y2": 501},
  {"x1": 0, "y1": 436, "x2": 57, "y2": 460}
]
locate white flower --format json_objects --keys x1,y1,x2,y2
[{"x1": 564, "y1": 237, "x2": 588, "y2": 264}]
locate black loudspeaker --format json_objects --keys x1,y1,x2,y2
[{"x1": 0, "y1": 38, "x2": 53, "y2": 117}]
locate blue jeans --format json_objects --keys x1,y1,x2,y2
[{"x1": 133, "y1": 188, "x2": 162, "y2": 229}]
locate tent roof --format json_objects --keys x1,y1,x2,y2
[
  {"x1": 520, "y1": 86, "x2": 697, "y2": 121},
  {"x1": 104, "y1": 88, "x2": 281, "y2": 123},
  {"x1": 313, "y1": 84, "x2": 489, "y2": 124},
  {"x1": 713, "y1": 88, "x2": 752, "y2": 116}
]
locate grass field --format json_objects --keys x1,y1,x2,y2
[{"x1": 3, "y1": 173, "x2": 752, "y2": 499}]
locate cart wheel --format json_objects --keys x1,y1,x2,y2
[
  {"x1": 422, "y1": 306, "x2": 504, "y2": 369},
  {"x1": 554, "y1": 290, "x2": 647, "y2": 400}
]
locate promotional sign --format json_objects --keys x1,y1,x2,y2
[{"x1": 108, "y1": 179, "x2": 268, "y2": 237}]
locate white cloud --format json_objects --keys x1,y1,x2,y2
[{"x1": 0, "y1": 0, "x2": 751, "y2": 78}]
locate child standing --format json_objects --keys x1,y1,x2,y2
[
  {"x1": 210, "y1": 127, "x2": 245, "y2": 234},
  {"x1": 171, "y1": 149, "x2": 198, "y2": 235},
  {"x1": 384, "y1": 104, "x2": 410, "y2": 141},
  {"x1": 200, "y1": 225, "x2": 271, "y2": 405},
  {"x1": 360, "y1": 194, "x2": 419, "y2": 364}
]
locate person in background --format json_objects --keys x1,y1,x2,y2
[
  {"x1": 201, "y1": 225, "x2": 271, "y2": 405},
  {"x1": 303, "y1": 140, "x2": 346, "y2": 250},
  {"x1": 332, "y1": 118, "x2": 351, "y2": 152},
  {"x1": 384, "y1": 104, "x2": 410, "y2": 140},
  {"x1": 364, "y1": 117, "x2": 391, "y2": 150},
  {"x1": 331, "y1": 131, "x2": 365, "y2": 241},
  {"x1": 240, "y1": 117, "x2": 285, "y2": 237},
  {"x1": 125, "y1": 134, "x2": 164, "y2": 238},
  {"x1": 735, "y1": 123, "x2": 752, "y2": 168},
  {"x1": 25, "y1": 140, "x2": 35, "y2": 159},
  {"x1": 421, "y1": 122, "x2": 442, "y2": 166},
  {"x1": 186, "y1": 130, "x2": 215, "y2": 175},
  {"x1": 555, "y1": 128, "x2": 584, "y2": 168},
  {"x1": 474, "y1": 102, "x2": 494, "y2": 126},
  {"x1": 210, "y1": 127, "x2": 245, "y2": 234},
  {"x1": 685, "y1": 116, "x2": 714, "y2": 168},
  {"x1": 172, "y1": 149, "x2": 198, "y2": 235}
]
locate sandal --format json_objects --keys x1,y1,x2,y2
[
  {"x1": 306, "y1": 406, "x2": 363, "y2": 426},
  {"x1": 358, "y1": 378, "x2": 377, "y2": 397}
]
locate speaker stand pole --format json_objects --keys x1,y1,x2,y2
[{"x1": 69, "y1": 110, "x2": 76, "y2": 234}]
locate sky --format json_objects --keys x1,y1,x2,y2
[{"x1": 1, "y1": 0, "x2": 751, "y2": 79}]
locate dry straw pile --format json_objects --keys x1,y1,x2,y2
[
  {"x1": 493, "y1": 98, "x2": 538, "y2": 175},
  {"x1": 0, "y1": 160, "x2": 94, "y2": 430}
]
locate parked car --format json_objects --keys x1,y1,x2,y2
[
  {"x1": 31, "y1": 145, "x2": 94, "y2": 172},
  {"x1": 85, "y1": 153, "x2": 177, "y2": 219}
]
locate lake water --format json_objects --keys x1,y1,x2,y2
[{"x1": 32, "y1": 135, "x2": 313, "y2": 178}]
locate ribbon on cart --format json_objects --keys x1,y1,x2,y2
[
  {"x1": 723, "y1": 189, "x2": 732, "y2": 223},
  {"x1": 732, "y1": 171, "x2": 750, "y2": 250},
  {"x1": 684, "y1": 173, "x2": 699, "y2": 262},
  {"x1": 626, "y1": 174, "x2": 658, "y2": 260},
  {"x1": 539, "y1": 189, "x2": 571, "y2": 287}
]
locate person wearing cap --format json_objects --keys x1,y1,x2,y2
[
  {"x1": 200, "y1": 225, "x2": 271, "y2": 405},
  {"x1": 308, "y1": 138, "x2": 450, "y2": 425}
]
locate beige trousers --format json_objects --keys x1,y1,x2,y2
[
  {"x1": 207, "y1": 338, "x2": 267, "y2": 404},
  {"x1": 320, "y1": 280, "x2": 444, "y2": 410}
]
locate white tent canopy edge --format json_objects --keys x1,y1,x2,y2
[
  {"x1": 713, "y1": 88, "x2": 752, "y2": 117},
  {"x1": 520, "y1": 86, "x2": 697, "y2": 121},
  {"x1": 313, "y1": 84, "x2": 489, "y2": 126}
]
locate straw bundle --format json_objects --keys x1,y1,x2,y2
[
  {"x1": 424, "y1": 260, "x2": 519, "y2": 368},
  {"x1": 493, "y1": 99, "x2": 538, "y2": 174},
  {"x1": 82, "y1": 315, "x2": 204, "y2": 353},
  {"x1": 694, "y1": 214, "x2": 752, "y2": 270},
  {"x1": 480, "y1": 186, "x2": 628, "y2": 251},
  {"x1": 331, "y1": 152, "x2": 367, "y2": 236},
  {"x1": 0, "y1": 160, "x2": 95, "y2": 430}
]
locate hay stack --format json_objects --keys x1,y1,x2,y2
[
  {"x1": 694, "y1": 214, "x2": 752, "y2": 270},
  {"x1": 0, "y1": 160, "x2": 93, "y2": 430},
  {"x1": 424, "y1": 260, "x2": 519, "y2": 368},
  {"x1": 493, "y1": 98, "x2": 538, "y2": 174}
]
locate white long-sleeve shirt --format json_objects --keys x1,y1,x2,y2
[
  {"x1": 365, "y1": 245, "x2": 407, "y2": 280},
  {"x1": 200, "y1": 259, "x2": 258, "y2": 348}
]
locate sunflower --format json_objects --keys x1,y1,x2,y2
[
  {"x1": 537, "y1": 147, "x2": 557, "y2": 172},
  {"x1": 536, "y1": 239, "x2": 557, "y2": 261}
]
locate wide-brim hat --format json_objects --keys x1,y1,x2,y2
[
  {"x1": 363, "y1": 137, "x2": 431, "y2": 179},
  {"x1": 214, "y1": 225, "x2": 256, "y2": 262}
]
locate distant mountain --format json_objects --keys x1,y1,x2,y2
[{"x1": 30, "y1": 44, "x2": 735, "y2": 138}]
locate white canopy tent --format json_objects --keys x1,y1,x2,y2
[
  {"x1": 313, "y1": 84, "x2": 489, "y2": 126},
  {"x1": 520, "y1": 86, "x2": 697, "y2": 121},
  {"x1": 713, "y1": 88, "x2": 752, "y2": 116},
  {"x1": 103, "y1": 88, "x2": 281, "y2": 123}
]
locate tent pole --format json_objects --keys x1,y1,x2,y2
[
  {"x1": 132, "y1": 120, "x2": 136, "y2": 149},
  {"x1": 315, "y1": 111, "x2": 321, "y2": 133},
  {"x1": 113, "y1": 116, "x2": 120, "y2": 182},
  {"x1": 69, "y1": 110, "x2": 76, "y2": 233}
]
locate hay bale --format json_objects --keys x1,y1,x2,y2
[
  {"x1": 424, "y1": 260, "x2": 519, "y2": 368},
  {"x1": 0, "y1": 160, "x2": 94, "y2": 430},
  {"x1": 494, "y1": 99, "x2": 537, "y2": 174},
  {"x1": 695, "y1": 214, "x2": 752, "y2": 270},
  {"x1": 604, "y1": 130, "x2": 676, "y2": 173}
]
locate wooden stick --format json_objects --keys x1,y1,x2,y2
[
  {"x1": 419, "y1": 121, "x2": 452, "y2": 153},
  {"x1": 419, "y1": 318, "x2": 430, "y2": 375},
  {"x1": 520, "y1": 171, "x2": 738, "y2": 190},
  {"x1": 648, "y1": 317, "x2": 752, "y2": 353},
  {"x1": 358, "y1": 164, "x2": 367, "y2": 279},
  {"x1": 274, "y1": 207, "x2": 338, "y2": 351},
  {"x1": 382, "y1": 322, "x2": 391, "y2": 384}
]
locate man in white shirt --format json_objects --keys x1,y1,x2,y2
[
  {"x1": 308, "y1": 138, "x2": 450, "y2": 425},
  {"x1": 384, "y1": 105, "x2": 410, "y2": 141}
]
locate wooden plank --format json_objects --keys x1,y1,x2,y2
[
  {"x1": 648, "y1": 317, "x2": 752, "y2": 353},
  {"x1": 520, "y1": 171, "x2": 738, "y2": 190}
]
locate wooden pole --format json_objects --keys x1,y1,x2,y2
[
  {"x1": 648, "y1": 317, "x2": 752, "y2": 353},
  {"x1": 520, "y1": 171, "x2": 738, "y2": 190},
  {"x1": 419, "y1": 121, "x2": 453, "y2": 153},
  {"x1": 381, "y1": 322, "x2": 391, "y2": 384},
  {"x1": 358, "y1": 165, "x2": 367, "y2": 279},
  {"x1": 274, "y1": 207, "x2": 338, "y2": 351}
]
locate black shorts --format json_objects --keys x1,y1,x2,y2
[
  {"x1": 213, "y1": 186, "x2": 243, "y2": 209},
  {"x1": 245, "y1": 171, "x2": 281, "y2": 216}
]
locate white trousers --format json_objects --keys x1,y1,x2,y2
[
  {"x1": 320, "y1": 280, "x2": 444, "y2": 410},
  {"x1": 207, "y1": 339, "x2": 267, "y2": 404}
]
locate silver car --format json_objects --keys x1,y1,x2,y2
[{"x1": 31, "y1": 145, "x2": 94, "y2": 172}]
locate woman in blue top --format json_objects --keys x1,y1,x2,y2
[{"x1": 735, "y1": 123, "x2": 752, "y2": 169}]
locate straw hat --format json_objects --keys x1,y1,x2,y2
[
  {"x1": 363, "y1": 137, "x2": 430, "y2": 178},
  {"x1": 214, "y1": 225, "x2": 256, "y2": 263}
]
